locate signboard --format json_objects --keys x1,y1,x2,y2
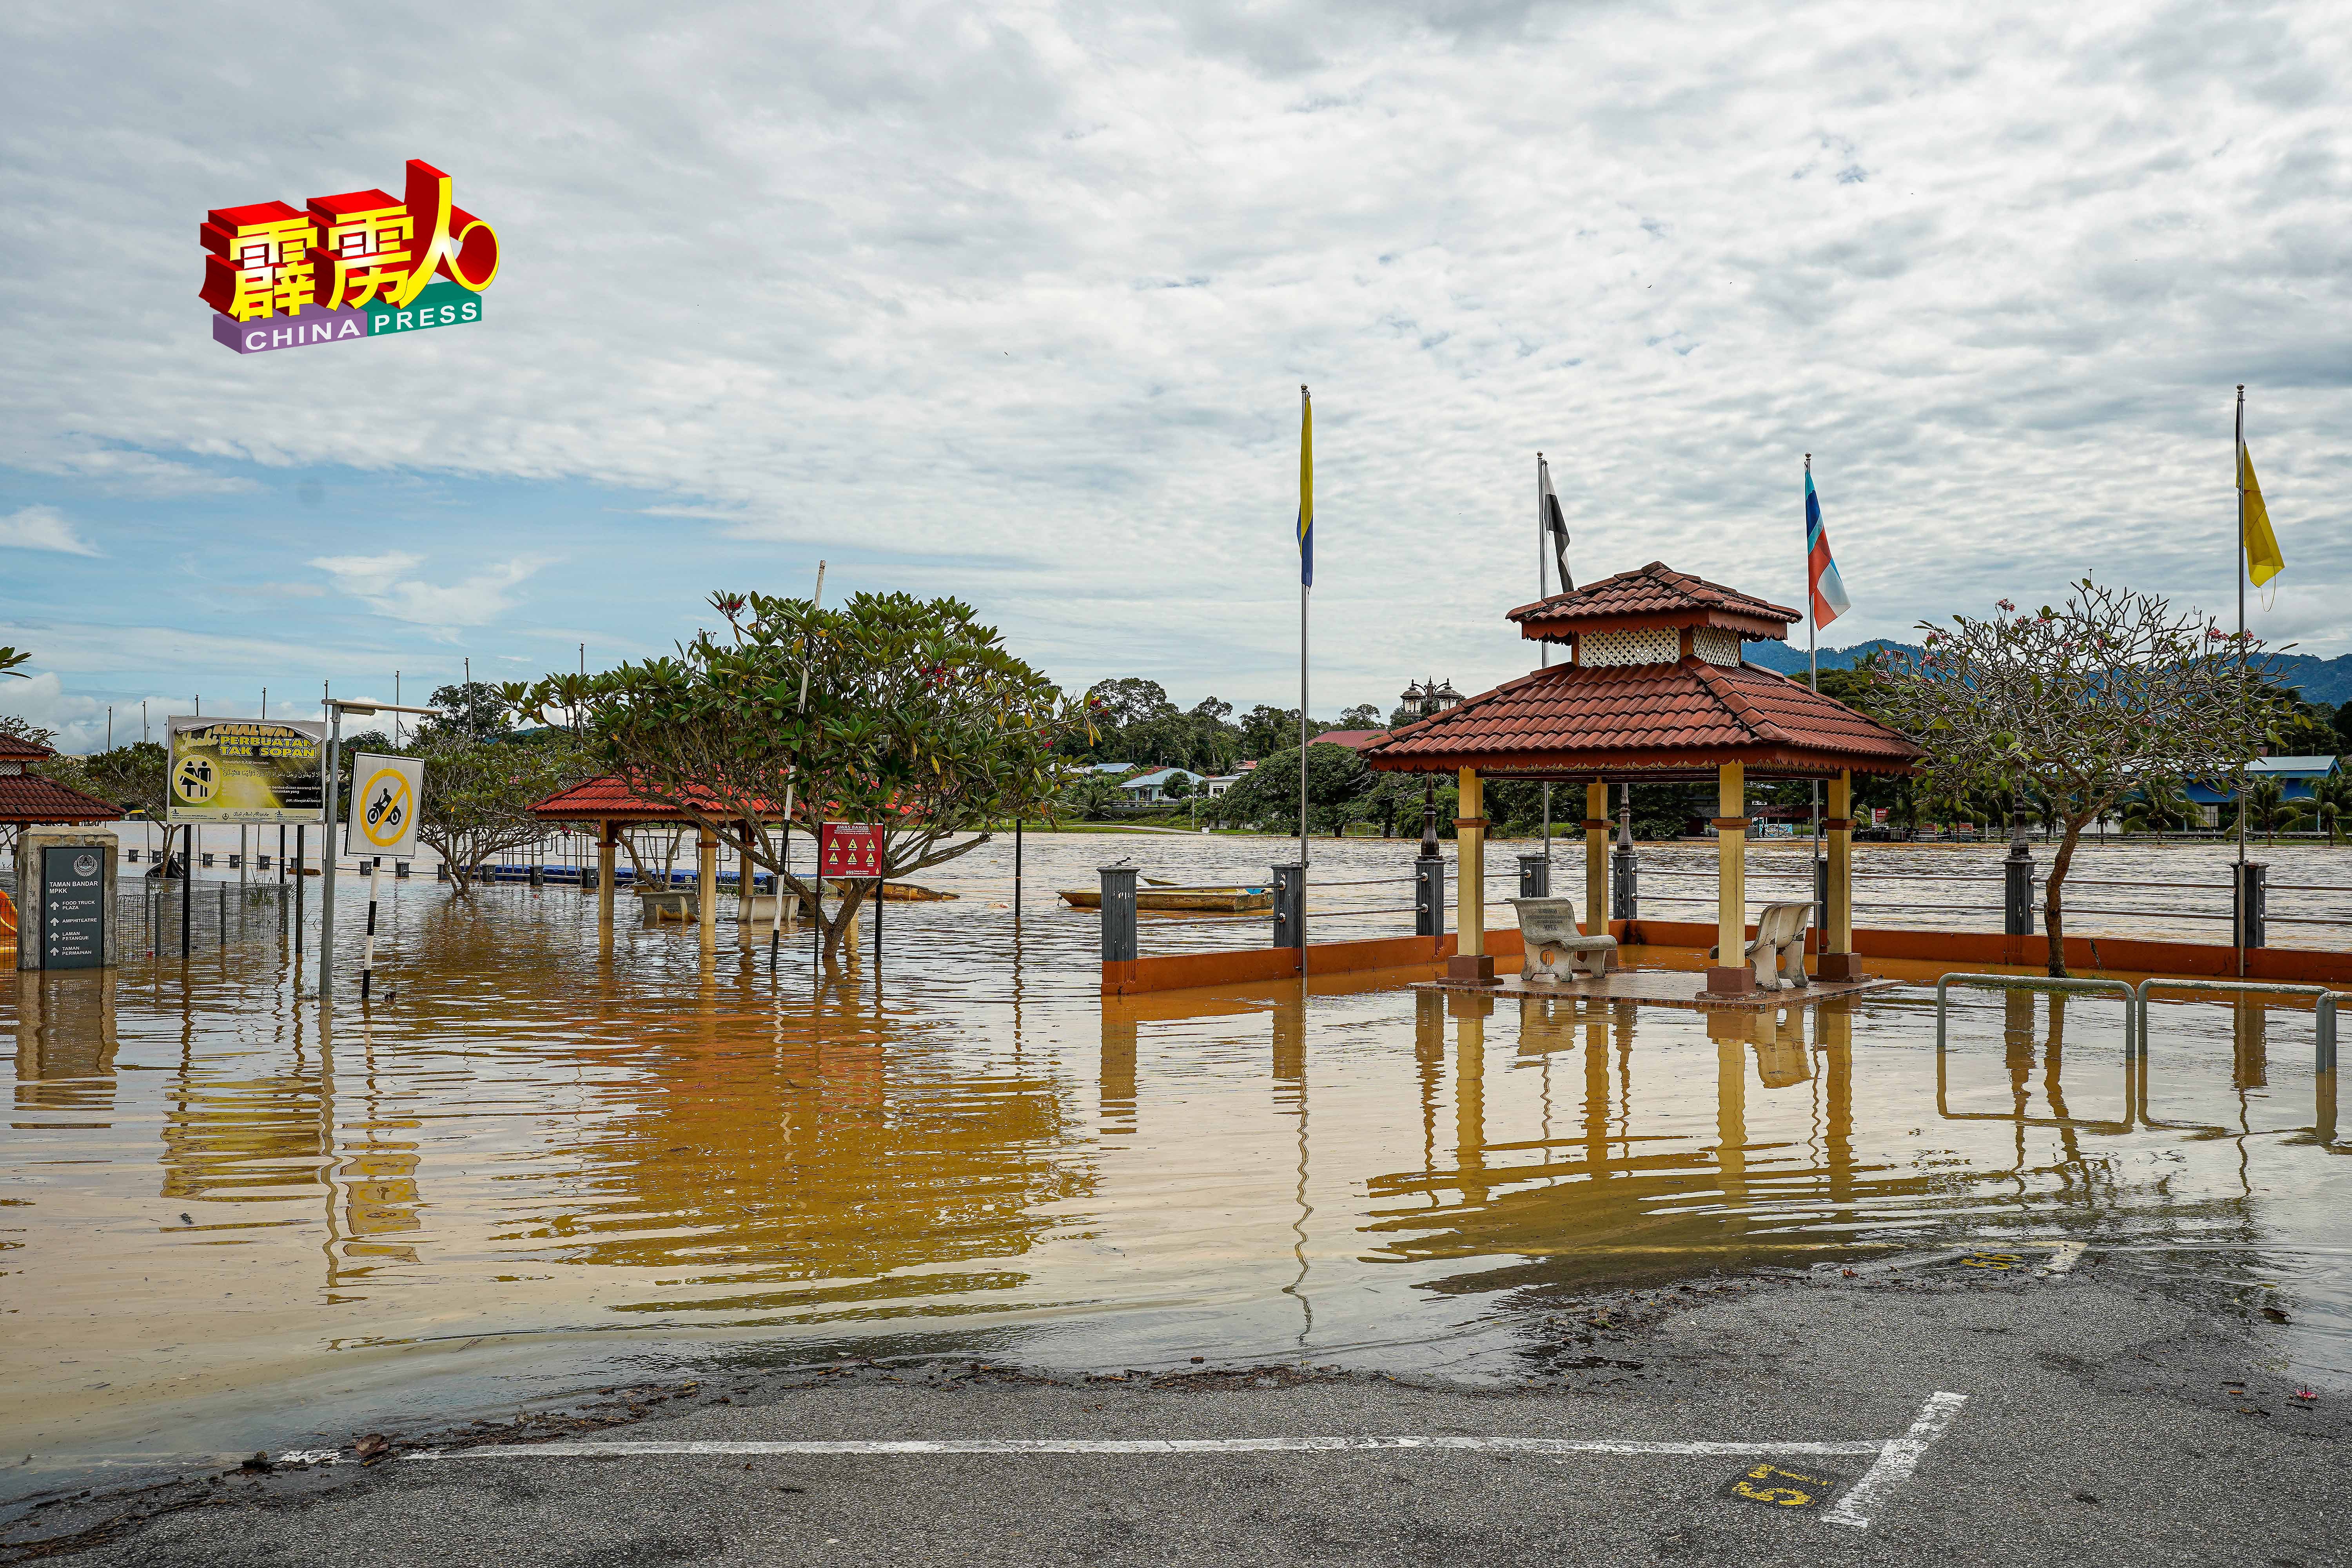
[
  {"x1": 346, "y1": 753, "x2": 425, "y2": 860},
  {"x1": 819, "y1": 823, "x2": 883, "y2": 879},
  {"x1": 202, "y1": 158, "x2": 498, "y2": 355},
  {"x1": 167, "y1": 718, "x2": 325, "y2": 824},
  {"x1": 40, "y1": 846, "x2": 106, "y2": 971}
]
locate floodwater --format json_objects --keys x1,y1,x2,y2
[{"x1": 5, "y1": 830, "x2": 2350, "y2": 1495}]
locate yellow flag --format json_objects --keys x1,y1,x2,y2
[{"x1": 2241, "y1": 444, "x2": 2283, "y2": 587}]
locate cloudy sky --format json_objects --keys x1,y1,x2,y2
[{"x1": 3, "y1": 0, "x2": 2346, "y2": 751}]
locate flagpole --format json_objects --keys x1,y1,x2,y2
[
  {"x1": 1298, "y1": 387, "x2": 1310, "y2": 947},
  {"x1": 1807, "y1": 456, "x2": 1822, "y2": 883},
  {"x1": 1537, "y1": 452, "x2": 1552, "y2": 872},
  {"x1": 2236, "y1": 385, "x2": 2247, "y2": 979}
]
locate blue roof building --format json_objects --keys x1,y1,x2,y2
[{"x1": 2183, "y1": 756, "x2": 2339, "y2": 804}]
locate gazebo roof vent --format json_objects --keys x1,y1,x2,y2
[{"x1": 1508, "y1": 562, "x2": 1800, "y2": 664}]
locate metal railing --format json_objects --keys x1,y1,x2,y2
[
  {"x1": 1933, "y1": 973, "x2": 2138, "y2": 1056},
  {"x1": 2134, "y1": 978, "x2": 2335, "y2": 1061}
]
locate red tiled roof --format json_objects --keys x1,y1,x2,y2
[
  {"x1": 1507, "y1": 561, "x2": 1800, "y2": 640},
  {"x1": 530, "y1": 775, "x2": 788, "y2": 821},
  {"x1": 0, "y1": 772, "x2": 122, "y2": 823},
  {"x1": 0, "y1": 733, "x2": 54, "y2": 760},
  {"x1": 1311, "y1": 729, "x2": 1389, "y2": 750},
  {"x1": 1361, "y1": 658, "x2": 1919, "y2": 776}
]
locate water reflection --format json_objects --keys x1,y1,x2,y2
[{"x1": 4, "y1": 833, "x2": 2352, "y2": 1476}]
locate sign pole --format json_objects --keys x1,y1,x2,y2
[
  {"x1": 361, "y1": 856, "x2": 381, "y2": 999},
  {"x1": 179, "y1": 822, "x2": 191, "y2": 960},
  {"x1": 318, "y1": 694, "x2": 342, "y2": 1000}
]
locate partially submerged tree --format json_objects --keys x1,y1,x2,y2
[
  {"x1": 408, "y1": 726, "x2": 591, "y2": 900},
  {"x1": 1866, "y1": 581, "x2": 2286, "y2": 976},
  {"x1": 517, "y1": 590, "x2": 1087, "y2": 973}
]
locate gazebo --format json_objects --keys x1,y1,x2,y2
[
  {"x1": 529, "y1": 775, "x2": 792, "y2": 952},
  {"x1": 3, "y1": 734, "x2": 122, "y2": 946},
  {"x1": 1361, "y1": 561, "x2": 1920, "y2": 997},
  {"x1": 1, "y1": 733, "x2": 122, "y2": 842}
]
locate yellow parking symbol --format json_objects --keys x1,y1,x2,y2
[{"x1": 357, "y1": 766, "x2": 413, "y2": 849}]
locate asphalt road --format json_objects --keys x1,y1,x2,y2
[{"x1": 8, "y1": 1251, "x2": 2347, "y2": 1566}]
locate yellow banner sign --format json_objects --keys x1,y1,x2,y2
[{"x1": 167, "y1": 718, "x2": 326, "y2": 824}]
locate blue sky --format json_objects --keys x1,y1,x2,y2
[{"x1": 5, "y1": 0, "x2": 2349, "y2": 751}]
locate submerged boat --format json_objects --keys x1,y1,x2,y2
[{"x1": 1059, "y1": 883, "x2": 1273, "y2": 913}]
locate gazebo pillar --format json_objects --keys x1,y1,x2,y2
[
  {"x1": 1707, "y1": 761, "x2": 1749, "y2": 995},
  {"x1": 597, "y1": 823, "x2": 617, "y2": 946},
  {"x1": 1450, "y1": 768, "x2": 1492, "y2": 982},
  {"x1": 697, "y1": 825, "x2": 719, "y2": 953},
  {"x1": 1820, "y1": 769, "x2": 1858, "y2": 980},
  {"x1": 1583, "y1": 781, "x2": 1608, "y2": 939}
]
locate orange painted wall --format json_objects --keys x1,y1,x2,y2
[{"x1": 1104, "y1": 919, "x2": 2352, "y2": 995}]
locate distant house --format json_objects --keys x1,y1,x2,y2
[
  {"x1": 2184, "y1": 756, "x2": 2338, "y2": 802},
  {"x1": 1118, "y1": 767, "x2": 1199, "y2": 804},
  {"x1": 1312, "y1": 728, "x2": 1388, "y2": 751},
  {"x1": 2184, "y1": 756, "x2": 2339, "y2": 824}
]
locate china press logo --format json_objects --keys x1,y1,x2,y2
[{"x1": 201, "y1": 158, "x2": 498, "y2": 355}]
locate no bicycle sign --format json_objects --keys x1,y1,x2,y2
[{"x1": 820, "y1": 823, "x2": 882, "y2": 879}]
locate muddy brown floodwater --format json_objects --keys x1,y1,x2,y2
[{"x1": 5, "y1": 831, "x2": 2350, "y2": 1499}]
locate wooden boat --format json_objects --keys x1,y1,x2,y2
[{"x1": 1059, "y1": 884, "x2": 1273, "y2": 913}]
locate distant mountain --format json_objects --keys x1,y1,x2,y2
[{"x1": 1746, "y1": 640, "x2": 2352, "y2": 709}]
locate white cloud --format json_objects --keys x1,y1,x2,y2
[
  {"x1": 309, "y1": 552, "x2": 549, "y2": 633},
  {"x1": 0, "y1": 505, "x2": 100, "y2": 556},
  {"x1": 2, "y1": 0, "x2": 2350, "y2": 713}
]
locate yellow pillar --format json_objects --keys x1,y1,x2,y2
[
  {"x1": 1710, "y1": 761, "x2": 1748, "y2": 993},
  {"x1": 697, "y1": 826, "x2": 718, "y2": 953},
  {"x1": 1823, "y1": 769, "x2": 1856, "y2": 979},
  {"x1": 1452, "y1": 768, "x2": 1490, "y2": 980},
  {"x1": 1583, "y1": 780, "x2": 1608, "y2": 939},
  {"x1": 597, "y1": 825, "x2": 617, "y2": 947}
]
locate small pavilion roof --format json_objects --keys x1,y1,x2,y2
[
  {"x1": 0, "y1": 733, "x2": 54, "y2": 761},
  {"x1": 530, "y1": 775, "x2": 788, "y2": 824},
  {"x1": 1361, "y1": 658, "x2": 1919, "y2": 779},
  {"x1": 0, "y1": 773, "x2": 123, "y2": 825},
  {"x1": 1508, "y1": 562, "x2": 1800, "y2": 644}
]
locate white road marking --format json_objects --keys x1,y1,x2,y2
[
  {"x1": 404, "y1": 1392, "x2": 1973, "y2": 1533},
  {"x1": 2041, "y1": 1242, "x2": 2088, "y2": 1275},
  {"x1": 1821, "y1": 1392, "x2": 1970, "y2": 1530},
  {"x1": 407, "y1": 1436, "x2": 1889, "y2": 1459}
]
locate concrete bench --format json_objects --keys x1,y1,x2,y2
[
  {"x1": 637, "y1": 888, "x2": 698, "y2": 924},
  {"x1": 1510, "y1": 897, "x2": 1616, "y2": 982},
  {"x1": 1729, "y1": 900, "x2": 1812, "y2": 991}
]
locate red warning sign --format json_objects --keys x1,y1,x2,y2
[{"x1": 819, "y1": 822, "x2": 882, "y2": 878}]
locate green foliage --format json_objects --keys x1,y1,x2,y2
[
  {"x1": 36, "y1": 741, "x2": 167, "y2": 820},
  {"x1": 0, "y1": 646, "x2": 30, "y2": 679},
  {"x1": 407, "y1": 730, "x2": 590, "y2": 897},
  {"x1": 521, "y1": 589, "x2": 1087, "y2": 972},
  {"x1": 426, "y1": 681, "x2": 515, "y2": 744},
  {"x1": 1869, "y1": 580, "x2": 2286, "y2": 976},
  {"x1": 2229, "y1": 777, "x2": 2305, "y2": 844},
  {"x1": 1208, "y1": 742, "x2": 1366, "y2": 835},
  {"x1": 1063, "y1": 774, "x2": 1120, "y2": 820}
]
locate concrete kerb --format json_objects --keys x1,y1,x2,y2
[{"x1": 397, "y1": 1389, "x2": 1973, "y2": 1533}]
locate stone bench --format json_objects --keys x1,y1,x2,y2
[
  {"x1": 636, "y1": 888, "x2": 698, "y2": 924},
  {"x1": 1710, "y1": 900, "x2": 1814, "y2": 991},
  {"x1": 1510, "y1": 897, "x2": 1616, "y2": 982}
]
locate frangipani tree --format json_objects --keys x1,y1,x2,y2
[
  {"x1": 1866, "y1": 581, "x2": 2287, "y2": 977},
  {"x1": 515, "y1": 590, "x2": 1087, "y2": 974}
]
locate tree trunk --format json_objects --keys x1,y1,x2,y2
[{"x1": 2042, "y1": 813, "x2": 2095, "y2": 978}]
